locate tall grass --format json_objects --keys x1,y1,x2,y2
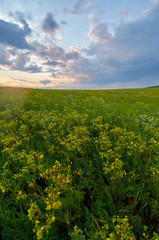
[{"x1": 0, "y1": 87, "x2": 159, "y2": 239}]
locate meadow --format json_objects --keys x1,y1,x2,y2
[{"x1": 0, "y1": 87, "x2": 159, "y2": 240}]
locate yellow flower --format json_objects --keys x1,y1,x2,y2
[
  {"x1": 46, "y1": 204, "x2": 51, "y2": 210},
  {"x1": 51, "y1": 216, "x2": 56, "y2": 222}
]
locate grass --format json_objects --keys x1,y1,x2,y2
[{"x1": 0, "y1": 87, "x2": 159, "y2": 239}]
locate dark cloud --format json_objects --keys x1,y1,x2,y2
[
  {"x1": 114, "y1": 54, "x2": 159, "y2": 83},
  {"x1": 66, "y1": 51, "x2": 80, "y2": 61},
  {"x1": 0, "y1": 18, "x2": 33, "y2": 50},
  {"x1": 113, "y1": 8, "x2": 159, "y2": 55},
  {"x1": 9, "y1": 11, "x2": 32, "y2": 31},
  {"x1": 0, "y1": 45, "x2": 42, "y2": 73},
  {"x1": 88, "y1": 5, "x2": 159, "y2": 56},
  {"x1": 39, "y1": 79, "x2": 52, "y2": 85},
  {"x1": 73, "y1": 4, "x2": 159, "y2": 87},
  {"x1": 42, "y1": 12, "x2": 59, "y2": 35},
  {"x1": 43, "y1": 60, "x2": 65, "y2": 68},
  {"x1": 12, "y1": 63, "x2": 42, "y2": 73},
  {"x1": 38, "y1": 44, "x2": 65, "y2": 60},
  {"x1": 33, "y1": 40, "x2": 80, "y2": 66},
  {"x1": 24, "y1": 64, "x2": 42, "y2": 73},
  {"x1": 12, "y1": 52, "x2": 29, "y2": 69},
  {"x1": 9, "y1": 52, "x2": 42, "y2": 73},
  {"x1": 52, "y1": 72, "x2": 57, "y2": 78},
  {"x1": 0, "y1": 45, "x2": 10, "y2": 65},
  {"x1": 44, "y1": 60, "x2": 60, "y2": 66}
]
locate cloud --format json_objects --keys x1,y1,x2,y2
[
  {"x1": 33, "y1": 40, "x2": 80, "y2": 66},
  {"x1": 39, "y1": 44, "x2": 65, "y2": 60},
  {"x1": 31, "y1": 40, "x2": 48, "y2": 57},
  {"x1": 0, "y1": 45, "x2": 41, "y2": 73},
  {"x1": 151, "y1": 0, "x2": 159, "y2": 4},
  {"x1": 0, "y1": 45, "x2": 10, "y2": 65},
  {"x1": 9, "y1": 51, "x2": 41, "y2": 73},
  {"x1": 65, "y1": 51, "x2": 80, "y2": 61},
  {"x1": 0, "y1": 48, "x2": 41, "y2": 73},
  {"x1": 113, "y1": 6, "x2": 159, "y2": 55},
  {"x1": 43, "y1": 60, "x2": 65, "y2": 68},
  {"x1": 0, "y1": 18, "x2": 33, "y2": 50},
  {"x1": 64, "y1": 0, "x2": 85, "y2": 15},
  {"x1": 24, "y1": 64, "x2": 42, "y2": 73},
  {"x1": 87, "y1": 4, "x2": 159, "y2": 56},
  {"x1": 51, "y1": 71, "x2": 57, "y2": 78},
  {"x1": 64, "y1": 1, "x2": 99, "y2": 16},
  {"x1": 1, "y1": 3, "x2": 159, "y2": 89},
  {"x1": 61, "y1": 20, "x2": 68, "y2": 25},
  {"x1": 61, "y1": 4, "x2": 159, "y2": 88},
  {"x1": 9, "y1": 11, "x2": 32, "y2": 31},
  {"x1": 12, "y1": 78, "x2": 36, "y2": 84},
  {"x1": 88, "y1": 20, "x2": 111, "y2": 44},
  {"x1": 39, "y1": 79, "x2": 52, "y2": 85},
  {"x1": 42, "y1": 12, "x2": 59, "y2": 35},
  {"x1": 12, "y1": 52, "x2": 29, "y2": 69},
  {"x1": 0, "y1": 12, "x2": 79, "y2": 78}
]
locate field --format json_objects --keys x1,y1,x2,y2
[{"x1": 0, "y1": 87, "x2": 159, "y2": 240}]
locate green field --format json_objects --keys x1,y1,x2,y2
[{"x1": 0, "y1": 87, "x2": 159, "y2": 240}]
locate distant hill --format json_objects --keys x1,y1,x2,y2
[{"x1": 146, "y1": 85, "x2": 159, "y2": 88}]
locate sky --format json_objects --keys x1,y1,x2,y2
[{"x1": 0, "y1": 0, "x2": 159, "y2": 89}]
